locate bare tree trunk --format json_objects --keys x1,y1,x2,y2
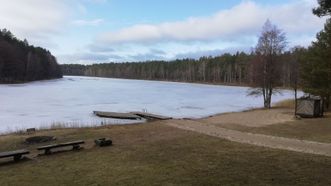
[
  {"x1": 321, "y1": 98, "x2": 325, "y2": 117},
  {"x1": 294, "y1": 87, "x2": 298, "y2": 116},
  {"x1": 263, "y1": 86, "x2": 267, "y2": 108},
  {"x1": 269, "y1": 88, "x2": 272, "y2": 108},
  {"x1": 265, "y1": 87, "x2": 272, "y2": 109}
]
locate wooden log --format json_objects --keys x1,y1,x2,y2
[{"x1": 95, "y1": 138, "x2": 112, "y2": 147}]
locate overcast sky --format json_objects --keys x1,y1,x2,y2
[{"x1": 0, "y1": 0, "x2": 326, "y2": 64}]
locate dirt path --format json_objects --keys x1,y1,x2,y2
[{"x1": 165, "y1": 119, "x2": 331, "y2": 157}]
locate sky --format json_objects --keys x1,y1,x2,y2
[{"x1": 0, "y1": 0, "x2": 327, "y2": 64}]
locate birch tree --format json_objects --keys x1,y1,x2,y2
[{"x1": 248, "y1": 20, "x2": 287, "y2": 108}]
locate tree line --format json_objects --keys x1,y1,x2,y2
[
  {"x1": 0, "y1": 29, "x2": 62, "y2": 83},
  {"x1": 61, "y1": 51, "x2": 298, "y2": 87}
]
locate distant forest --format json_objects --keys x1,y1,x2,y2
[
  {"x1": 61, "y1": 51, "x2": 298, "y2": 87},
  {"x1": 0, "y1": 29, "x2": 62, "y2": 83}
]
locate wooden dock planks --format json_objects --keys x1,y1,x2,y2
[
  {"x1": 131, "y1": 112, "x2": 172, "y2": 120},
  {"x1": 93, "y1": 111, "x2": 142, "y2": 120},
  {"x1": 93, "y1": 111, "x2": 172, "y2": 120}
]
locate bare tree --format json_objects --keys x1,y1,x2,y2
[
  {"x1": 288, "y1": 47, "x2": 306, "y2": 115},
  {"x1": 249, "y1": 20, "x2": 287, "y2": 108}
]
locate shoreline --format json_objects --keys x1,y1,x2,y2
[
  {"x1": 64, "y1": 75, "x2": 251, "y2": 88},
  {"x1": 64, "y1": 75, "x2": 299, "y2": 90},
  {"x1": 0, "y1": 104, "x2": 293, "y2": 137},
  {"x1": 0, "y1": 77, "x2": 63, "y2": 85}
]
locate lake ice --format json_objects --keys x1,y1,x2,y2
[{"x1": 0, "y1": 76, "x2": 296, "y2": 133}]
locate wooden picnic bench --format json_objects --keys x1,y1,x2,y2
[
  {"x1": 37, "y1": 140, "x2": 85, "y2": 155},
  {"x1": 0, "y1": 149, "x2": 30, "y2": 162}
]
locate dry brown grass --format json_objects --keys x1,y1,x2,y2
[
  {"x1": 0, "y1": 122, "x2": 331, "y2": 185},
  {"x1": 273, "y1": 99, "x2": 296, "y2": 109},
  {"x1": 208, "y1": 107, "x2": 331, "y2": 144},
  {"x1": 221, "y1": 112, "x2": 331, "y2": 143}
]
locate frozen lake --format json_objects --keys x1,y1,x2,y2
[{"x1": 0, "y1": 76, "x2": 295, "y2": 133}]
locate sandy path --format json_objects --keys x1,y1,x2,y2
[{"x1": 165, "y1": 118, "x2": 331, "y2": 157}]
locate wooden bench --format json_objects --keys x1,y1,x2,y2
[
  {"x1": 0, "y1": 149, "x2": 30, "y2": 162},
  {"x1": 37, "y1": 140, "x2": 85, "y2": 155}
]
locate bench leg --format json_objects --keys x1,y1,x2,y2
[
  {"x1": 45, "y1": 149, "x2": 51, "y2": 155},
  {"x1": 13, "y1": 155, "x2": 22, "y2": 162},
  {"x1": 72, "y1": 145, "x2": 80, "y2": 150}
]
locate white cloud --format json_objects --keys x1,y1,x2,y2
[
  {"x1": 3, "y1": 0, "x2": 321, "y2": 63},
  {"x1": 73, "y1": 19, "x2": 104, "y2": 26},
  {"x1": 97, "y1": 0, "x2": 325, "y2": 45},
  {"x1": 89, "y1": 0, "x2": 107, "y2": 3},
  {"x1": 0, "y1": 0, "x2": 71, "y2": 47},
  {"x1": 0, "y1": 0, "x2": 69, "y2": 34}
]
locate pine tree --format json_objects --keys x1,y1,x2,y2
[
  {"x1": 301, "y1": 19, "x2": 331, "y2": 109},
  {"x1": 313, "y1": 0, "x2": 331, "y2": 17}
]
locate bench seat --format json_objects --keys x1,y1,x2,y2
[
  {"x1": 37, "y1": 140, "x2": 85, "y2": 154},
  {"x1": 0, "y1": 149, "x2": 30, "y2": 161}
]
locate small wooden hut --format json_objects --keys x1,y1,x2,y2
[{"x1": 296, "y1": 96, "x2": 323, "y2": 118}]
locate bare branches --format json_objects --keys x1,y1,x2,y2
[{"x1": 249, "y1": 20, "x2": 287, "y2": 108}]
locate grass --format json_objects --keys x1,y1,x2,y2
[
  {"x1": 0, "y1": 122, "x2": 331, "y2": 185},
  {"x1": 273, "y1": 99, "x2": 295, "y2": 109},
  {"x1": 0, "y1": 119, "x2": 144, "y2": 136},
  {"x1": 219, "y1": 112, "x2": 331, "y2": 143}
]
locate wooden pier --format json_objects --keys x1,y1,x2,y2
[
  {"x1": 131, "y1": 112, "x2": 172, "y2": 120},
  {"x1": 93, "y1": 111, "x2": 172, "y2": 120},
  {"x1": 93, "y1": 111, "x2": 142, "y2": 120}
]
